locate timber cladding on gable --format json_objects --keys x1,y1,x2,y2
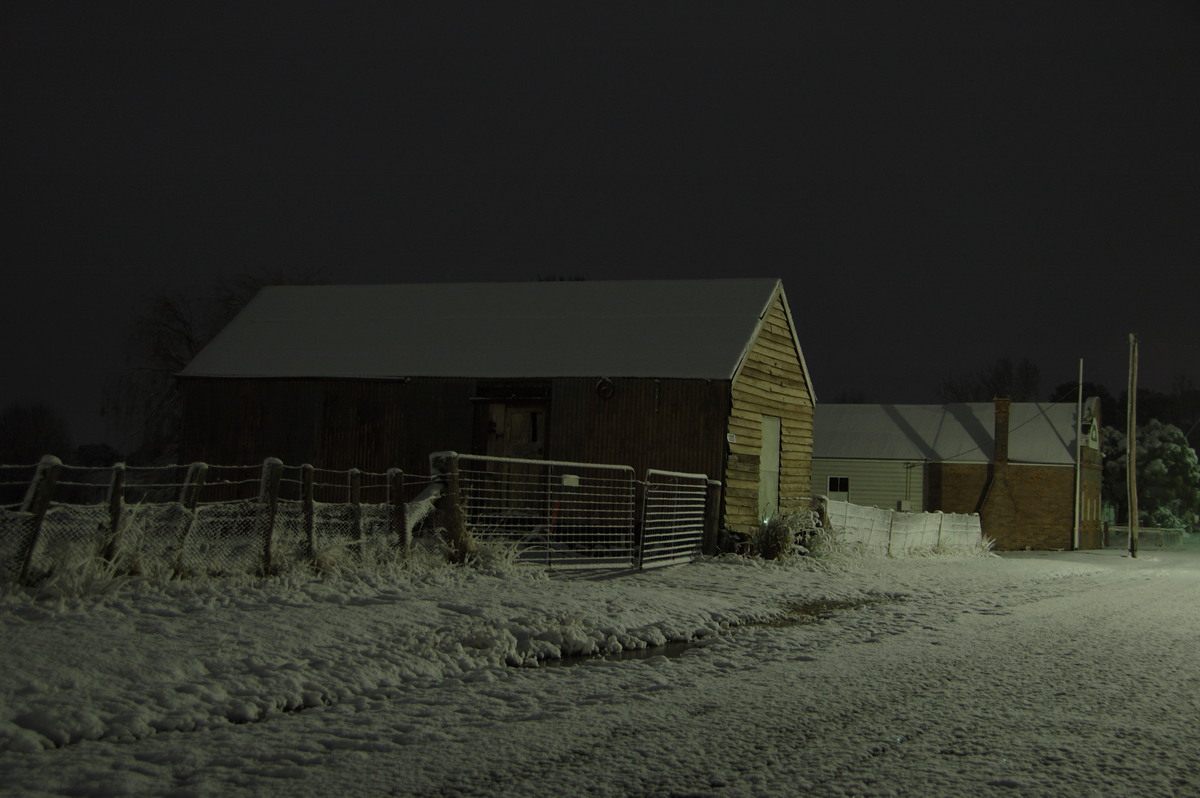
[{"x1": 723, "y1": 292, "x2": 814, "y2": 532}]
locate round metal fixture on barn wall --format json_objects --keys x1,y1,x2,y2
[{"x1": 595, "y1": 377, "x2": 615, "y2": 399}]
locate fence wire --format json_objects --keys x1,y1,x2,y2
[
  {"x1": 0, "y1": 463, "x2": 38, "y2": 511},
  {"x1": 0, "y1": 458, "x2": 439, "y2": 585},
  {"x1": 0, "y1": 512, "x2": 35, "y2": 583},
  {"x1": 4, "y1": 450, "x2": 721, "y2": 584}
]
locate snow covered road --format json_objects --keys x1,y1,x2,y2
[{"x1": 2, "y1": 542, "x2": 1199, "y2": 796}]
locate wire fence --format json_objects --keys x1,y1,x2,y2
[
  {"x1": 0, "y1": 456, "x2": 442, "y2": 585},
  {"x1": 2, "y1": 451, "x2": 726, "y2": 585},
  {"x1": 1103, "y1": 525, "x2": 1185, "y2": 549}
]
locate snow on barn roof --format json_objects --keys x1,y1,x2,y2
[
  {"x1": 813, "y1": 401, "x2": 1092, "y2": 465},
  {"x1": 180, "y1": 278, "x2": 800, "y2": 381}
]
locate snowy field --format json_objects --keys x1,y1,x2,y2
[{"x1": 2, "y1": 537, "x2": 1199, "y2": 797}]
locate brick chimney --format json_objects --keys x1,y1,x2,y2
[
  {"x1": 993, "y1": 397, "x2": 1011, "y2": 465},
  {"x1": 979, "y1": 397, "x2": 1019, "y2": 548}
]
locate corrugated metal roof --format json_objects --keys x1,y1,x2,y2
[
  {"x1": 813, "y1": 402, "x2": 1088, "y2": 465},
  {"x1": 180, "y1": 278, "x2": 793, "y2": 380}
]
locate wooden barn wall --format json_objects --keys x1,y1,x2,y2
[
  {"x1": 179, "y1": 377, "x2": 475, "y2": 477},
  {"x1": 547, "y1": 377, "x2": 729, "y2": 484},
  {"x1": 180, "y1": 376, "x2": 731, "y2": 482},
  {"x1": 725, "y1": 293, "x2": 815, "y2": 532}
]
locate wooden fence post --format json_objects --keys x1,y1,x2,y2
[
  {"x1": 431, "y1": 453, "x2": 472, "y2": 561},
  {"x1": 301, "y1": 464, "x2": 315, "y2": 561},
  {"x1": 348, "y1": 468, "x2": 363, "y2": 559},
  {"x1": 258, "y1": 458, "x2": 284, "y2": 575},
  {"x1": 388, "y1": 468, "x2": 409, "y2": 553},
  {"x1": 102, "y1": 463, "x2": 126, "y2": 562},
  {"x1": 173, "y1": 463, "x2": 208, "y2": 574},
  {"x1": 888, "y1": 509, "x2": 896, "y2": 557},
  {"x1": 19, "y1": 455, "x2": 62, "y2": 583},
  {"x1": 180, "y1": 462, "x2": 207, "y2": 509}
]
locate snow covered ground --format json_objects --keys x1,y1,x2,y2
[{"x1": 2, "y1": 537, "x2": 1199, "y2": 796}]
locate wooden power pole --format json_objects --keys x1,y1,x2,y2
[
  {"x1": 1073, "y1": 359, "x2": 1083, "y2": 551},
  {"x1": 1128, "y1": 334, "x2": 1139, "y2": 559}
]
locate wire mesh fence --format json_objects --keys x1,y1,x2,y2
[
  {"x1": 1103, "y1": 525, "x2": 1185, "y2": 549},
  {"x1": 2, "y1": 450, "x2": 725, "y2": 585},
  {"x1": 0, "y1": 456, "x2": 440, "y2": 585}
]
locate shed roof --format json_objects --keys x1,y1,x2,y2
[
  {"x1": 181, "y1": 278, "x2": 805, "y2": 381},
  {"x1": 813, "y1": 401, "x2": 1096, "y2": 466}
]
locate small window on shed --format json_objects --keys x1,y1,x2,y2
[{"x1": 828, "y1": 476, "x2": 849, "y2": 493}]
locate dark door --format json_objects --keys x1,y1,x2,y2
[
  {"x1": 473, "y1": 402, "x2": 548, "y2": 518},
  {"x1": 486, "y1": 402, "x2": 546, "y2": 460}
]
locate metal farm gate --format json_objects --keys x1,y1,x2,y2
[
  {"x1": 430, "y1": 452, "x2": 719, "y2": 570},
  {"x1": 639, "y1": 469, "x2": 713, "y2": 569},
  {"x1": 435, "y1": 452, "x2": 639, "y2": 568}
]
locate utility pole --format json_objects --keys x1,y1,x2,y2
[
  {"x1": 1127, "y1": 334, "x2": 1139, "y2": 559},
  {"x1": 1073, "y1": 358, "x2": 1083, "y2": 551}
]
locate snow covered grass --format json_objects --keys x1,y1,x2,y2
[
  {"x1": 4, "y1": 532, "x2": 1195, "y2": 796},
  {"x1": 28, "y1": 549, "x2": 124, "y2": 600},
  {"x1": 752, "y1": 516, "x2": 796, "y2": 560}
]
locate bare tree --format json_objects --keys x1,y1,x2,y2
[
  {"x1": 106, "y1": 267, "x2": 325, "y2": 464},
  {"x1": 939, "y1": 357, "x2": 1042, "y2": 403}
]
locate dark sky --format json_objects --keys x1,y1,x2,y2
[{"x1": 3, "y1": 2, "x2": 1198, "y2": 450}]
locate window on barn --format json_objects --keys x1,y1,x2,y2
[{"x1": 828, "y1": 476, "x2": 849, "y2": 496}]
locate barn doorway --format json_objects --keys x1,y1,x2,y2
[
  {"x1": 475, "y1": 401, "x2": 548, "y2": 517},
  {"x1": 471, "y1": 380, "x2": 551, "y2": 462},
  {"x1": 471, "y1": 382, "x2": 551, "y2": 515},
  {"x1": 759, "y1": 414, "x2": 781, "y2": 520},
  {"x1": 485, "y1": 402, "x2": 546, "y2": 460}
]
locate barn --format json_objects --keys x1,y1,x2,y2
[
  {"x1": 811, "y1": 398, "x2": 1104, "y2": 550},
  {"x1": 178, "y1": 278, "x2": 816, "y2": 534}
]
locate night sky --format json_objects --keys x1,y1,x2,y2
[{"x1": 3, "y1": 2, "x2": 1198, "y2": 450}]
